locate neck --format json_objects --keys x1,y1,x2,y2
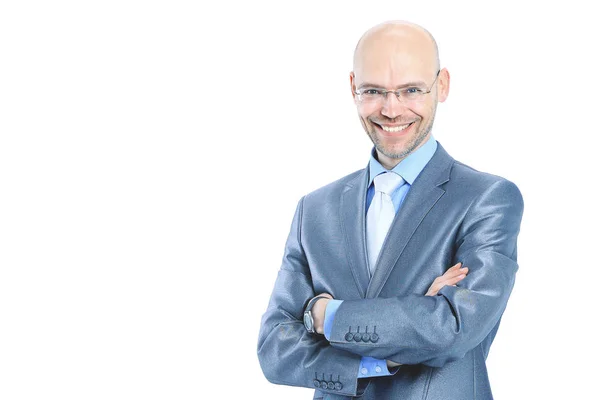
[{"x1": 376, "y1": 152, "x2": 404, "y2": 170}]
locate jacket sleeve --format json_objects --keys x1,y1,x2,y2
[
  {"x1": 327, "y1": 179, "x2": 524, "y2": 367},
  {"x1": 257, "y1": 197, "x2": 369, "y2": 397}
]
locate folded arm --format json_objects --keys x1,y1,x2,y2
[
  {"x1": 327, "y1": 179, "x2": 524, "y2": 367},
  {"x1": 318, "y1": 262, "x2": 468, "y2": 369},
  {"x1": 257, "y1": 198, "x2": 369, "y2": 397}
]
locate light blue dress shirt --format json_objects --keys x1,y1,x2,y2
[{"x1": 323, "y1": 135, "x2": 438, "y2": 378}]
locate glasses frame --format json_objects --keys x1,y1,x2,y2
[{"x1": 354, "y1": 69, "x2": 441, "y2": 104}]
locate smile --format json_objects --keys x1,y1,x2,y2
[
  {"x1": 381, "y1": 123, "x2": 410, "y2": 132},
  {"x1": 376, "y1": 122, "x2": 414, "y2": 133}
]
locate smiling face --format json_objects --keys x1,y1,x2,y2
[{"x1": 351, "y1": 23, "x2": 449, "y2": 169}]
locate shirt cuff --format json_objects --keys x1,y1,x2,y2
[
  {"x1": 323, "y1": 299, "x2": 343, "y2": 340},
  {"x1": 357, "y1": 357, "x2": 398, "y2": 378}
]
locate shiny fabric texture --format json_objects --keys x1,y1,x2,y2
[{"x1": 257, "y1": 142, "x2": 524, "y2": 400}]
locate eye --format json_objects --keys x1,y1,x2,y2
[
  {"x1": 362, "y1": 89, "x2": 382, "y2": 95},
  {"x1": 404, "y1": 87, "x2": 423, "y2": 95}
]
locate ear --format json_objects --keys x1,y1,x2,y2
[
  {"x1": 437, "y1": 68, "x2": 450, "y2": 103},
  {"x1": 350, "y1": 71, "x2": 358, "y2": 101}
]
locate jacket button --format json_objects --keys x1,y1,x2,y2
[
  {"x1": 345, "y1": 332, "x2": 354, "y2": 341},
  {"x1": 313, "y1": 379, "x2": 320, "y2": 387},
  {"x1": 327, "y1": 381, "x2": 335, "y2": 390},
  {"x1": 375, "y1": 366, "x2": 382, "y2": 373},
  {"x1": 361, "y1": 333, "x2": 370, "y2": 342},
  {"x1": 370, "y1": 333, "x2": 379, "y2": 343},
  {"x1": 334, "y1": 382, "x2": 343, "y2": 390},
  {"x1": 360, "y1": 367, "x2": 368, "y2": 375},
  {"x1": 320, "y1": 381, "x2": 328, "y2": 390},
  {"x1": 353, "y1": 333, "x2": 362, "y2": 342}
]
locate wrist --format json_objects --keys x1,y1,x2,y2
[
  {"x1": 303, "y1": 295, "x2": 331, "y2": 334},
  {"x1": 313, "y1": 298, "x2": 331, "y2": 334}
]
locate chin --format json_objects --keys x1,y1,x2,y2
[
  {"x1": 379, "y1": 146, "x2": 412, "y2": 160},
  {"x1": 370, "y1": 135, "x2": 411, "y2": 159}
]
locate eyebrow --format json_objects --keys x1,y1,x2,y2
[{"x1": 357, "y1": 81, "x2": 428, "y2": 90}]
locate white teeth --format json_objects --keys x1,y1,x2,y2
[{"x1": 381, "y1": 123, "x2": 410, "y2": 132}]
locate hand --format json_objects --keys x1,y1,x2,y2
[
  {"x1": 425, "y1": 262, "x2": 468, "y2": 296},
  {"x1": 309, "y1": 293, "x2": 333, "y2": 334},
  {"x1": 388, "y1": 263, "x2": 469, "y2": 368}
]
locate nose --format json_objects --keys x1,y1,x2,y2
[{"x1": 381, "y1": 92, "x2": 407, "y2": 119}]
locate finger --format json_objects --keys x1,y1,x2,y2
[
  {"x1": 426, "y1": 284, "x2": 443, "y2": 296},
  {"x1": 451, "y1": 267, "x2": 469, "y2": 277},
  {"x1": 428, "y1": 273, "x2": 467, "y2": 296},
  {"x1": 444, "y1": 264, "x2": 465, "y2": 275},
  {"x1": 440, "y1": 266, "x2": 468, "y2": 279},
  {"x1": 447, "y1": 274, "x2": 467, "y2": 284},
  {"x1": 447, "y1": 262, "x2": 462, "y2": 272},
  {"x1": 440, "y1": 269, "x2": 462, "y2": 279},
  {"x1": 429, "y1": 265, "x2": 467, "y2": 296},
  {"x1": 430, "y1": 281, "x2": 444, "y2": 294},
  {"x1": 438, "y1": 274, "x2": 466, "y2": 286}
]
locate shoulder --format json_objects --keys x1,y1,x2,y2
[
  {"x1": 300, "y1": 168, "x2": 365, "y2": 208},
  {"x1": 426, "y1": 142, "x2": 522, "y2": 203},
  {"x1": 449, "y1": 159, "x2": 524, "y2": 211},
  {"x1": 450, "y1": 159, "x2": 512, "y2": 187}
]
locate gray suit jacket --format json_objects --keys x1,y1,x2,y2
[{"x1": 257, "y1": 142, "x2": 524, "y2": 399}]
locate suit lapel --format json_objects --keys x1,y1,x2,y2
[
  {"x1": 339, "y1": 168, "x2": 370, "y2": 298},
  {"x1": 366, "y1": 143, "x2": 454, "y2": 298}
]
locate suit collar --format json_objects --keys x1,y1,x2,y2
[
  {"x1": 340, "y1": 141, "x2": 454, "y2": 298},
  {"x1": 339, "y1": 168, "x2": 371, "y2": 298}
]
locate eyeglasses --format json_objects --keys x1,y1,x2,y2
[{"x1": 354, "y1": 70, "x2": 440, "y2": 105}]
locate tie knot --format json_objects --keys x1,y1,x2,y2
[{"x1": 374, "y1": 172, "x2": 404, "y2": 196}]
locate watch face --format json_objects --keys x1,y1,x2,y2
[{"x1": 303, "y1": 312, "x2": 313, "y2": 331}]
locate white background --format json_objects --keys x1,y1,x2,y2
[{"x1": 1, "y1": 1, "x2": 598, "y2": 399}]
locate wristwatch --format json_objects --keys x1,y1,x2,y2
[{"x1": 303, "y1": 295, "x2": 329, "y2": 334}]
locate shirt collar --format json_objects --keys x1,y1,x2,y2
[{"x1": 368, "y1": 135, "x2": 438, "y2": 186}]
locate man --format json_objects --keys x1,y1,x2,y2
[{"x1": 257, "y1": 21, "x2": 523, "y2": 400}]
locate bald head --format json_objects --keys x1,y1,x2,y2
[
  {"x1": 350, "y1": 21, "x2": 449, "y2": 169},
  {"x1": 353, "y1": 21, "x2": 440, "y2": 77}
]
